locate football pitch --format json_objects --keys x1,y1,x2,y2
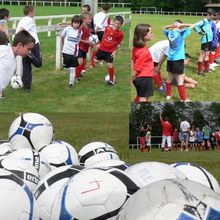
[
  {"x1": 131, "y1": 14, "x2": 220, "y2": 102},
  {"x1": 0, "y1": 6, "x2": 131, "y2": 113}
]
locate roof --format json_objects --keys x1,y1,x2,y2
[{"x1": 205, "y1": 3, "x2": 220, "y2": 8}]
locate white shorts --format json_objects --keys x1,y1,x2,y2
[{"x1": 162, "y1": 136, "x2": 172, "y2": 148}]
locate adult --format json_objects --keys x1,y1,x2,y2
[{"x1": 180, "y1": 118, "x2": 190, "y2": 151}]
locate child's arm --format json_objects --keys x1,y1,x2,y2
[
  {"x1": 154, "y1": 54, "x2": 167, "y2": 74},
  {"x1": 163, "y1": 24, "x2": 176, "y2": 29},
  {"x1": 131, "y1": 63, "x2": 137, "y2": 82}
]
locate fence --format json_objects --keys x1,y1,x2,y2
[{"x1": 0, "y1": 0, "x2": 131, "y2": 8}]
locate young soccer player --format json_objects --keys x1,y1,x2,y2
[
  {"x1": 0, "y1": 8, "x2": 10, "y2": 42},
  {"x1": 164, "y1": 20, "x2": 194, "y2": 102},
  {"x1": 195, "y1": 127, "x2": 203, "y2": 151},
  {"x1": 214, "y1": 128, "x2": 220, "y2": 150},
  {"x1": 0, "y1": 30, "x2": 35, "y2": 98},
  {"x1": 61, "y1": 15, "x2": 82, "y2": 88},
  {"x1": 194, "y1": 9, "x2": 215, "y2": 75},
  {"x1": 94, "y1": 15, "x2": 124, "y2": 86},
  {"x1": 16, "y1": 5, "x2": 42, "y2": 92},
  {"x1": 139, "y1": 126, "x2": 147, "y2": 152},
  {"x1": 172, "y1": 127, "x2": 179, "y2": 151},
  {"x1": 132, "y1": 24, "x2": 154, "y2": 102},
  {"x1": 189, "y1": 126, "x2": 196, "y2": 151},
  {"x1": 180, "y1": 118, "x2": 190, "y2": 151},
  {"x1": 202, "y1": 123, "x2": 212, "y2": 151},
  {"x1": 145, "y1": 127, "x2": 152, "y2": 152}
]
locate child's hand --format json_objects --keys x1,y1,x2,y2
[{"x1": 111, "y1": 51, "x2": 116, "y2": 59}]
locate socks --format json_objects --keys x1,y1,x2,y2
[
  {"x1": 198, "y1": 61, "x2": 203, "y2": 73},
  {"x1": 166, "y1": 82, "x2": 172, "y2": 97},
  {"x1": 178, "y1": 84, "x2": 187, "y2": 101},
  {"x1": 75, "y1": 65, "x2": 83, "y2": 79},
  {"x1": 91, "y1": 51, "x2": 96, "y2": 67},
  {"x1": 108, "y1": 66, "x2": 114, "y2": 82},
  {"x1": 69, "y1": 67, "x2": 75, "y2": 85},
  {"x1": 204, "y1": 60, "x2": 210, "y2": 72},
  {"x1": 209, "y1": 54, "x2": 215, "y2": 64},
  {"x1": 134, "y1": 96, "x2": 139, "y2": 103},
  {"x1": 153, "y1": 72, "x2": 162, "y2": 89},
  {"x1": 82, "y1": 59, "x2": 87, "y2": 71}
]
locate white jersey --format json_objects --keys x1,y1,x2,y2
[
  {"x1": 93, "y1": 11, "x2": 109, "y2": 32},
  {"x1": 16, "y1": 16, "x2": 39, "y2": 44},
  {"x1": 149, "y1": 40, "x2": 169, "y2": 63},
  {"x1": 189, "y1": 131, "x2": 196, "y2": 142},
  {"x1": 0, "y1": 45, "x2": 16, "y2": 92},
  {"x1": 180, "y1": 121, "x2": 190, "y2": 132},
  {"x1": 146, "y1": 131, "x2": 151, "y2": 146},
  {"x1": 61, "y1": 26, "x2": 82, "y2": 56}
]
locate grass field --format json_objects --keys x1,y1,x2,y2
[
  {"x1": 131, "y1": 14, "x2": 220, "y2": 102},
  {"x1": 0, "y1": 6, "x2": 131, "y2": 113}
]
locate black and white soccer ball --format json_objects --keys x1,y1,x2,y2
[
  {"x1": 10, "y1": 74, "x2": 23, "y2": 89},
  {"x1": 88, "y1": 34, "x2": 99, "y2": 45}
]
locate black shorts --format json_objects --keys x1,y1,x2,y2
[
  {"x1": 133, "y1": 77, "x2": 153, "y2": 98},
  {"x1": 201, "y1": 42, "x2": 212, "y2": 51},
  {"x1": 154, "y1": 62, "x2": 159, "y2": 67},
  {"x1": 78, "y1": 49, "x2": 87, "y2": 59},
  {"x1": 95, "y1": 49, "x2": 113, "y2": 63},
  {"x1": 62, "y1": 53, "x2": 79, "y2": 68},
  {"x1": 167, "y1": 59, "x2": 184, "y2": 75},
  {"x1": 210, "y1": 45, "x2": 217, "y2": 52},
  {"x1": 97, "y1": 31, "x2": 104, "y2": 42}
]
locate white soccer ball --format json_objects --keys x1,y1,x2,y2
[
  {"x1": 78, "y1": 141, "x2": 119, "y2": 167},
  {"x1": 10, "y1": 74, "x2": 23, "y2": 89},
  {"x1": 40, "y1": 142, "x2": 79, "y2": 170},
  {"x1": 88, "y1": 34, "x2": 99, "y2": 45},
  {"x1": 50, "y1": 167, "x2": 139, "y2": 220},
  {"x1": 8, "y1": 148, "x2": 51, "y2": 179},
  {"x1": 0, "y1": 142, "x2": 13, "y2": 159},
  {"x1": 171, "y1": 162, "x2": 220, "y2": 193},
  {"x1": 117, "y1": 179, "x2": 220, "y2": 220},
  {"x1": 0, "y1": 157, "x2": 40, "y2": 192},
  {"x1": 0, "y1": 169, "x2": 39, "y2": 219},
  {"x1": 8, "y1": 113, "x2": 54, "y2": 151},
  {"x1": 105, "y1": 74, "x2": 116, "y2": 84},
  {"x1": 125, "y1": 161, "x2": 186, "y2": 188},
  {"x1": 35, "y1": 165, "x2": 84, "y2": 220}
]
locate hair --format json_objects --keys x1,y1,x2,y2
[
  {"x1": 133, "y1": 24, "x2": 151, "y2": 48},
  {"x1": 185, "y1": 53, "x2": 191, "y2": 59},
  {"x1": 81, "y1": 12, "x2": 92, "y2": 20},
  {"x1": 71, "y1": 15, "x2": 83, "y2": 26},
  {"x1": 23, "y1": 5, "x2": 34, "y2": 16},
  {"x1": 207, "y1": 8, "x2": 215, "y2": 16},
  {"x1": 82, "y1": 4, "x2": 91, "y2": 12},
  {"x1": 0, "y1": 30, "x2": 8, "y2": 45},
  {"x1": 175, "y1": 19, "x2": 183, "y2": 23},
  {"x1": 102, "y1": 2, "x2": 111, "y2": 11},
  {"x1": 114, "y1": 15, "x2": 124, "y2": 25},
  {"x1": 0, "y1": 8, "x2": 9, "y2": 19},
  {"x1": 12, "y1": 30, "x2": 35, "y2": 46}
]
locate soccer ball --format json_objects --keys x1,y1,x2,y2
[
  {"x1": 0, "y1": 169, "x2": 39, "y2": 219},
  {"x1": 117, "y1": 179, "x2": 220, "y2": 220},
  {"x1": 10, "y1": 74, "x2": 23, "y2": 89},
  {"x1": 171, "y1": 162, "x2": 220, "y2": 193},
  {"x1": 40, "y1": 142, "x2": 79, "y2": 170},
  {"x1": 50, "y1": 167, "x2": 139, "y2": 220},
  {"x1": 90, "y1": 159, "x2": 130, "y2": 171},
  {"x1": 125, "y1": 161, "x2": 186, "y2": 188},
  {"x1": 35, "y1": 165, "x2": 84, "y2": 220},
  {"x1": 78, "y1": 141, "x2": 119, "y2": 167},
  {"x1": 8, "y1": 113, "x2": 54, "y2": 151},
  {"x1": 0, "y1": 142, "x2": 13, "y2": 159},
  {"x1": 105, "y1": 74, "x2": 116, "y2": 84},
  {"x1": 215, "y1": 57, "x2": 220, "y2": 64},
  {"x1": 8, "y1": 148, "x2": 51, "y2": 179},
  {"x1": 88, "y1": 34, "x2": 99, "y2": 45},
  {"x1": 0, "y1": 157, "x2": 40, "y2": 192}
]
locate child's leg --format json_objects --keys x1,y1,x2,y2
[
  {"x1": 204, "y1": 51, "x2": 210, "y2": 72},
  {"x1": 166, "y1": 72, "x2": 174, "y2": 98},
  {"x1": 75, "y1": 58, "x2": 83, "y2": 79},
  {"x1": 175, "y1": 74, "x2": 187, "y2": 101},
  {"x1": 107, "y1": 63, "x2": 115, "y2": 83},
  {"x1": 198, "y1": 51, "x2": 205, "y2": 74},
  {"x1": 90, "y1": 44, "x2": 99, "y2": 68},
  {"x1": 69, "y1": 67, "x2": 75, "y2": 86},
  {"x1": 153, "y1": 71, "x2": 163, "y2": 89}
]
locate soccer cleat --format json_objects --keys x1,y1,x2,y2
[
  {"x1": 181, "y1": 98, "x2": 191, "y2": 103},
  {"x1": 213, "y1": 62, "x2": 219, "y2": 67},
  {"x1": 106, "y1": 80, "x2": 114, "y2": 86},
  {"x1": 166, "y1": 95, "x2": 172, "y2": 100},
  {"x1": 69, "y1": 83, "x2": 74, "y2": 89},
  {"x1": 158, "y1": 85, "x2": 166, "y2": 93}
]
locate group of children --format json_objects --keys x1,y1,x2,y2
[{"x1": 132, "y1": 9, "x2": 220, "y2": 102}]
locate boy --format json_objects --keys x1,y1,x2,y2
[
  {"x1": 0, "y1": 30, "x2": 35, "y2": 98},
  {"x1": 16, "y1": 5, "x2": 42, "y2": 92},
  {"x1": 164, "y1": 20, "x2": 194, "y2": 102},
  {"x1": 202, "y1": 123, "x2": 212, "y2": 151},
  {"x1": 195, "y1": 127, "x2": 203, "y2": 151},
  {"x1": 172, "y1": 127, "x2": 179, "y2": 151},
  {"x1": 94, "y1": 15, "x2": 124, "y2": 86},
  {"x1": 214, "y1": 128, "x2": 220, "y2": 150},
  {"x1": 0, "y1": 8, "x2": 10, "y2": 42},
  {"x1": 194, "y1": 9, "x2": 215, "y2": 75},
  {"x1": 180, "y1": 118, "x2": 190, "y2": 151},
  {"x1": 61, "y1": 15, "x2": 82, "y2": 88}
]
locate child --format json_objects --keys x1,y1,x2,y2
[
  {"x1": 94, "y1": 15, "x2": 124, "y2": 86},
  {"x1": 164, "y1": 20, "x2": 194, "y2": 102},
  {"x1": 214, "y1": 128, "x2": 220, "y2": 150},
  {"x1": 189, "y1": 126, "x2": 196, "y2": 151},
  {"x1": 172, "y1": 127, "x2": 179, "y2": 151},
  {"x1": 195, "y1": 127, "x2": 203, "y2": 151},
  {"x1": 202, "y1": 123, "x2": 212, "y2": 151},
  {"x1": 0, "y1": 30, "x2": 35, "y2": 98},
  {"x1": 0, "y1": 8, "x2": 10, "y2": 42},
  {"x1": 194, "y1": 9, "x2": 215, "y2": 75},
  {"x1": 61, "y1": 15, "x2": 82, "y2": 88},
  {"x1": 132, "y1": 24, "x2": 154, "y2": 102},
  {"x1": 139, "y1": 126, "x2": 147, "y2": 152},
  {"x1": 145, "y1": 127, "x2": 152, "y2": 152}
]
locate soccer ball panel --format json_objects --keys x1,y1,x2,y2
[{"x1": 88, "y1": 34, "x2": 99, "y2": 45}]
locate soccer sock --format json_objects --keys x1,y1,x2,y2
[
  {"x1": 108, "y1": 66, "x2": 114, "y2": 82},
  {"x1": 91, "y1": 51, "x2": 96, "y2": 67},
  {"x1": 82, "y1": 59, "x2": 87, "y2": 71},
  {"x1": 209, "y1": 53, "x2": 215, "y2": 64},
  {"x1": 204, "y1": 60, "x2": 210, "y2": 71},
  {"x1": 178, "y1": 84, "x2": 187, "y2": 101},
  {"x1": 75, "y1": 65, "x2": 83, "y2": 79},
  {"x1": 133, "y1": 95, "x2": 139, "y2": 103},
  {"x1": 198, "y1": 61, "x2": 203, "y2": 73},
  {"x1": 166, "y1": 82, "x2": 172, "y2": 97},
  {"x1": 69, "y1": 67, "x2": 75, "y2": 85},
  {"x1": 153, "y1": 73, "x2": 162, "y2": 89}
]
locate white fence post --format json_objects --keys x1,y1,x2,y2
[
  {"x1": 48, "y1": 18, "x2": 52, "y2": 37},
  {"x1": 56, "y1": 31, "x2": 62, "y2": 70}
]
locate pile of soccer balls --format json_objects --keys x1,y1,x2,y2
[{"x1": 1, "y1": 112, "x2": 220, "y2": 219}]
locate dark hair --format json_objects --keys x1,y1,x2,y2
[
  {"x1": 114, "y1": 15, "x2": 124, "y2": 25},
  {"x1": 133, "y1": 24, "x2": 151, "y2": 48},
  {"x1": 12, "y1": 30, "x2": 35, "y2": 46},
  {"x1": 102, "y1": 3, "x2": 111, "y2": 11},
  {"x1": 175, "y1": 19, "x2": 183, "y2": 23},
  {"x1": 207, "y1": 8, "x2": 215, "y2": 16},
  {"x1": 82, "y1": 4, "x2": 91, "y2": 12},
  {"x1": 0, "y1": 8, "x2": 9, "y2": 19},
  {"x1": 0, "y1": 30, "x2": 8, "y2": 45},
  {"x1": 185, "y1": 53, "x2": 191, "y2": 59},
  {"x1": 23, "y1": 5, "x2": 34, "y2": 16},
  {"x1": 71, "y1": 15, "x2": 83, "y2": 26}
]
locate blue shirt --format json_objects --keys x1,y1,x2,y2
[
  {"x1": 211, "y1": 22, "x2": 218, "y2": 47},
  {"x1": 196, "y1": 131, "x2": 203, "y2": 143},
  {"x1": 164, "y1": 28, "x2": 191, "y2": 61},
  {"x1": 202, "y1": 126, "x2": 212, "y2": 140},
  {"x1": 194, "y1": 18, "x2": 213, "y2": 43}
]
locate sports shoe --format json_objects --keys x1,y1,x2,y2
[
  {"x1": 69, "y1": 83, "x2": 74, "y2": 89},
  {"x1": 166, "y1": 95, "x2": 172, "y2": 100},
  {"x1": 90, "y1": 63, "x2": 95, "y2": 68},
  {"x1": 213, "y1": 62, "x2": 219, "y2": 67},
  {"x1": 181, "y1": 98, "x2": 191, "y2": 103},
  {"x1": 197, "y1": 72, "x2": 204, "y2": 76},
  {"x1": 106, "y1": 80, "x2": 114, "y2": 86},
  {"x1": 158, "y1": 85, "x2": 166, "y2": 92},
  {"x1": 209, "y1": 64, "x2": 216, "y2": 71}
]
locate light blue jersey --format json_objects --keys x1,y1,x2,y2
[
  {"x1": 164, "y1": 28, "x2": 191, "y2": 61},
  {"x1": 194, "y1": 18, "x2": 213, "y2": 43}
]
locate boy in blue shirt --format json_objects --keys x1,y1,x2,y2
[
  {"x1": 195, "y1": 127, "x2": 203, "y2": 151},
  {"x1": 163, "y1": 20, "x2": 194, "y2": 102}
]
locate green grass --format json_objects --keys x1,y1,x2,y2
[
  {"x1": 0, "y1": 6, "x2": 131, "y2": 113},
  {"x1": 131, "y1": 14, "x2": 220, "y2": 102},
  {"x1": 128, "y1": 148, "x2": 220, "y2": 184}
]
